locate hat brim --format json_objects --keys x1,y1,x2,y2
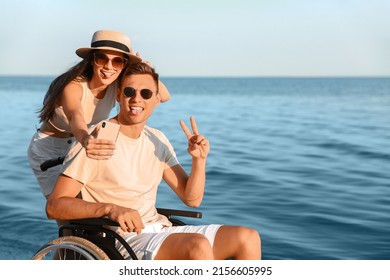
[{"x1": 76, "y1": 47, "x2": 142, "y2": 64}]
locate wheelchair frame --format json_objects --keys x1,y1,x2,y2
[{"x1": 31, "y1": 208, "x2": 202, "y2": 260}]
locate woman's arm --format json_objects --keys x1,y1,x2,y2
[
  {"x1": 60, "y1": 82, "x2": 89, "y2": 144},
  {"x1": 60, "y1": 82, "x2": 115, "y2": 159}
]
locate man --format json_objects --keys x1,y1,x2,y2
[{"x1": 46, "y1": 62, "x2": 261, "y2": 260}]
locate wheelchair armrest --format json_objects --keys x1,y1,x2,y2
[
  {"x1": 157, "y1": 208, "x2": 202, "y2": 219},
  {"x1": 70, "y1": 217, "x2": 119, "y2": 227},
  {"x1": 67, "y1": 208, "x2": 202, "y2": 228}
]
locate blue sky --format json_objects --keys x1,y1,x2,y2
[{"x1": 1, "y1": 0, "x2": 389, "y2": 77}]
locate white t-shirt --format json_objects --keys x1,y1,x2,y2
[{"x1": 62, "y1": 125, "x2": 180, "y2": 227}]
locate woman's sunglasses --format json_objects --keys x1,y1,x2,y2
[
  {"x1": 124, "y1": 87, "x2": 155, "y2": 100},
  {"x1": 93, "y1": 53, "x2": 128, "y2": 69}
]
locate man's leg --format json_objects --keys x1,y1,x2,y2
[
  {"x1": 212, "y1": 226, "x2": 261, "y2": 260},
  {"x1": 154, "y1": 233, "x2": 214, "y2": 260}
]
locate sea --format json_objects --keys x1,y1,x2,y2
[{"x1": 0, "y1": 76, "x2": 389, "y2": 260}]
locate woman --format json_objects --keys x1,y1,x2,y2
[{"x1": 28, "y1": 30, "x2": 170, "y2": 198}]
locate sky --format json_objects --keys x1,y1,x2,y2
[{"x1": 1, "y1": 0, "x2": 389, "y2": 77}]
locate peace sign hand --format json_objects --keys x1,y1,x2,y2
[{"x1": 180, "y1": 116, "x2": 210, "y2": 159}]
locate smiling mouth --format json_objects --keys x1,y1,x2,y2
[
  {"x1": 101, "y1": 70, "x2": 115, "y2": 78},
  {"x1": 130, "y1": 106, "x2": 143, "y2": 115}
]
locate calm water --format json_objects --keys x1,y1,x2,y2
[{"x1": 0, "y1": 76, "x2": 389, "y2": 260}]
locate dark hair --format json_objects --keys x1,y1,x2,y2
[
  {"x1": 119, "y1": 62, "x2": 159, "y2": 92},
  {"x1": 38, "y1": 53, "x2": 94, "y2": 122}
]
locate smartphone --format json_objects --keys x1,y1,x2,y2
[{"x1": 97, "y1": 121, "x2": 120, "y2": 143}]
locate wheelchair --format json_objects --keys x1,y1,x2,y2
[
  {"x1": 31, "y1": 207, "x2": 202, "y2": 260},
  {"x1": 34, "y1": 157, "x2": 203, "y2": 260}
]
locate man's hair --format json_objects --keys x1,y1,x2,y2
[{"x1": 119, "y1": 62, "x2": 159, "y2": 92}]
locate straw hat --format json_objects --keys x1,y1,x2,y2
[
  {"x1": 76, "y1": 30, "x2": 141, "y2": 64},
  {"x1": 77, "y1": 30, "x2": 171, "y2": 102}
]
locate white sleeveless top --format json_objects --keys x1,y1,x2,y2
[{"x1": 48, "y1": 81, "x2": 117, "y2": 133}]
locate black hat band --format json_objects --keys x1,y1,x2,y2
[{"x1": 91, "y1": 40, "x2": 130, "y2": 53}]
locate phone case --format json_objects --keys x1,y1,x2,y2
[{"x1": 97, "y1": 121, "x2": 120, "y2": 142}]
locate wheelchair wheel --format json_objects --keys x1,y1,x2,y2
[{"x1": 31, "y1": 236, "x2": 110, "y2": 260}]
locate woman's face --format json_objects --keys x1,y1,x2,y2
[{"x1": 91, "y1": 50, "x2": 128, "y2": 86}]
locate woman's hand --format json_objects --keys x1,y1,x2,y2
[{"x1": 82, "y1": 127, "x2": 115, "y2": 160}]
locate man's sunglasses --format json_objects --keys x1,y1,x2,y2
[
  {"x1": 124, "y1": 87, "x2": 155, "y2": 100},
  {"x1": 93, "y1": 53, "x2": 128, "y2": 69}
]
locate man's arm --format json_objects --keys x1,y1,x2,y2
[
  {"x1": 163, "y1": 159, "x2": 206, "y2": 207},
  {"x1": 163, "y1": 116, "x2": 209, "y2": 207},
  {"x1": 46, "y1": 174, "x2": 144, "y2": 234},
  {"x1": 46, "y1": 174, "x2": 110, "y2": 220}
]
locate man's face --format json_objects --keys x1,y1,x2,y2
[{"x1": 117, "y1": 74, "x2": 160, "y2": 126}]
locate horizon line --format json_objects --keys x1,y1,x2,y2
[{"x1": 1, "y1": 74, "x2": 390, "y2": 79}]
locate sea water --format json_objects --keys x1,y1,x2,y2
[{"x1": 0, "y1": 76, "x2": 389, "y2": 260}]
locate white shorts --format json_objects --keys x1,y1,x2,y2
[
  {"x1": 27, "y1": 130, "x2": 75, "y2": 197},
  {"x1": 116, "y1": 224, "x2": 222, "y2": 260}
]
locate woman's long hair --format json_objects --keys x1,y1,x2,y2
[{"x1": 38, "y1": 53, "x2": 94, "y2": 123}]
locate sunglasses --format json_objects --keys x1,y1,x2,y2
[
  {"x1": 123, "y1": 87, "x2": 155, "y2": 100},
  {"x1": 93, "y1": 53, "x2": 128, "y2": 69}
]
